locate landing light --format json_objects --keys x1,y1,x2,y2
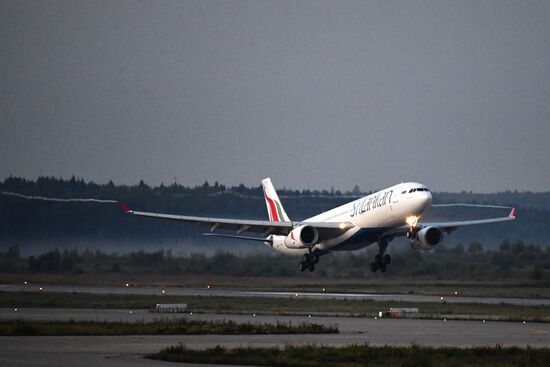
[{"x1": 405, "y1": 215, "x2": 419, "y2": 227}]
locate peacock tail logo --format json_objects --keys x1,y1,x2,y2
[{"x1": 263, "y1": 187, "x2": 285, "y2": 222}]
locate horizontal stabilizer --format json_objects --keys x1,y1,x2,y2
[{"x1": 201, "y1": 233, "x2": 272, "y2": 243}]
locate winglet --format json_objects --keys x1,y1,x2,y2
[
  {"x1": 509, "y1": 208, "x2": 516, "y2": 219},
  {"x1": 117, "y1": 202, "x2": 131, "y2": 213}
]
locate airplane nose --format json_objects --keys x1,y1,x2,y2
[{"x1": 418, "y1": 191, "x2": 432, "y2": 213}]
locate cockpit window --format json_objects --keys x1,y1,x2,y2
[{"x1": 410, "y1": 187, "x2": 430, "y2": 193}]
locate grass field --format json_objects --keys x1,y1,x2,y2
[
  {"x1": 0, "y1": 319, "x2": 337, "y2": 336},
  {"x1": 3, "y1": 273, "x2": 550, "y2": 298},
  {"x1": 2, "y1": 291, "x2": 549, "y2": 322},
  {"x1": 147, "y1": 344, "x2": 550, "y2": 367}
]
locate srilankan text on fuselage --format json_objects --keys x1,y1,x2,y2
[{"x1": 349, "y1": 190, "x2": 393, "y2": 218}]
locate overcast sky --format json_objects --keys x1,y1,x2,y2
[{"x1": 1, "y1": 0, "x2": 549, "y2": 193}]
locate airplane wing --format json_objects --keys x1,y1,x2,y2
[
  {"x1": 420, "y1": 207, "x2": 516, "y2": 233},
  {"x1": 117, "y1": 202, "x2": 353, "y2": 239},
  {"x1": 383, "y1": 208, "x2": 516, "y2": 237}
]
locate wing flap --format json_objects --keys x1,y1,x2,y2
[
  {"x1": 127, "y1": 208, "x2": 293, "y2": 235},
  {"x1": 201, "y1": 233, "x2": 273, "y2": 242},
  {"x1": 120, "y1": 203, "x2": 354, "y2": 240}
]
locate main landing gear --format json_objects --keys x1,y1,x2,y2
[
  {"x1": 370, "y1": 237, "x2": 391, "y2": 273},
  {"x1": 299, "y1": 251, "x2": 319, "y2": 272}
]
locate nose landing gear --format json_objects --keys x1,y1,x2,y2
[{"x1": 371, "y1": 237, "x2": 391, "y2": 273}]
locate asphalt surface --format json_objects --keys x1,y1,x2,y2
[
  {"x1": 2, "y1": 283, "x2": 550, "y2": 306},
  {"x1": 2, "y1": 285, "x2": 550, "y2": 366},
  {"x1": 2, "y1": 308, "x2": 550, "y2": 366},
  {"x1": 0, "y1": 335, "x2": 240, "y2": 367},
  {"x1": 1, "y1": 307, "x2": 549, "y2": 342}
]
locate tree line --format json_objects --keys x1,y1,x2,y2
[
  {"x1": 1, "y1": 176, "x2": 549, "y2": 248},
  {"x1": 1, "y1": 239, "x2": 549, "y2": 280}
]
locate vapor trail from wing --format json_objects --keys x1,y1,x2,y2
[
  {"x1": 432, "y1": 203, "x2": 512, "y2": 209},
  {"x1": 1, "y1": 191, "x2": 117, "y2": 203}
]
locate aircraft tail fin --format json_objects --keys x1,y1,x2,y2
[{"x1": 261, "y1": 178, "x2": 290, "y2": 222}]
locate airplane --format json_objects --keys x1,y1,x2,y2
[{"x1": 118, "y1": 178, "x2": 516, "y2": 273}]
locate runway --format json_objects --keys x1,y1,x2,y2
[
  {"x1": 1, "y1": 324, "x2": 549, "y2": 367},
  {"x1": 1, "y1": 307, "x2": 549, "y2": 344},
  {"x1": 2, "y1": 283, "x2": 550, "y2": 306},
  {"x1": 0, "y1": 335, "x2": 235, "y2": 367},
  {"x1": 3, "y1": 284, "x2": 550, "y2": 365},
  {"x1": 2, "y1": 307, "x2": 549, "y2": 366}
]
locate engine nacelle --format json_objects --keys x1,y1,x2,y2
[
  {"x1": 410, "y1": 226, "x2": 443, "y2": 251},
  {"x1": 284, "y1": 225, "x2": 319, "y2": 249}
]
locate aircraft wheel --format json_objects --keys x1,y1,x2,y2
[
  {"x1": 299, "y1": 262, "x2": 307, "y2": 272},
  {"x1": 383, "y1": 254, "x2": 391, "y2": 265},
  {"x1": 379, "y1": 263, "x2": 387, "y2": 273},
  {"x1": 375, "y1": 254, "x2": 382, "y2": 264},
  {"x1": 308, "y1": 263, "x2": 315, "y2": 272},
  {"x1": 370, "y1": 262, "x2": 379, "y2": 272},
  {"x1": 311, "y1": 253, "x2": 319, "y2": 264}
]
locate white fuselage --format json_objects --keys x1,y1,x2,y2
[{"x1": 270, "y1": 182, "x2": 432, "y2": 256}]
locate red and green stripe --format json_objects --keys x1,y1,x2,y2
[{"x1": 263, "y1": 187, "x2": 285, "y2": 221}]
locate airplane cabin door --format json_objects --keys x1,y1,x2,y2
[{"x1": 389, "y1": 190, "x2": 399, "y2": 219}]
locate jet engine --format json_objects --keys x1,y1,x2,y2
[
  {"x1": 410, "y1": 226, "x2": 443, "y2": 251},
  {"x1": 284, "y1": 225, "x2": 319, "y2": 249}
]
